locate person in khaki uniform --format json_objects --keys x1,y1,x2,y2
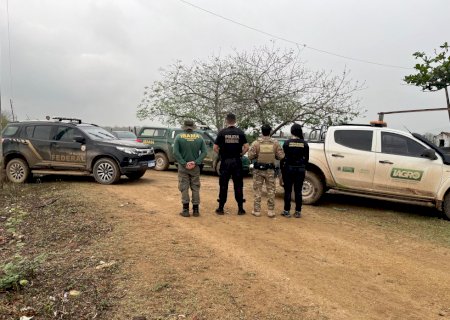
[
  {"x1": 173, "y1": 120, "x2": 207, "y2": 217},
  {"x1": 247, "y1": 124, "x2": 285, "y2": 217}
]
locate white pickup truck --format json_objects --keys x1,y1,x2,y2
[{"x1": 302, "y1": 124, "x2": 450, "y2": 219}]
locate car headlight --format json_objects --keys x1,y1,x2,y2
[
  {"x1": 149, "y1": 147, "x2": 154, "y2": 154},
  {"x1": 116, "y1": 146, "x2": 139, "y2": 155}
]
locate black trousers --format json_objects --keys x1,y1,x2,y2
[
  {"x1": 218, "y1": 158, "x2": 244, "y2": 205},
  {"x1": 282, "y1": 166, "x2": 306, "y2": 212}
]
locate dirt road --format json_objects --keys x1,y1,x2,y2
[{"x1": 81, "y1": 169, "x2": 450, "y2": 320}]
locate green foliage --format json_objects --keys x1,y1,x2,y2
[
  {"x1": 1, "y1": 111, "x2": 11, "y2": 130},
  {"x1": 404, "y1": 42, "x2": 450, "y2": 92},
  {"x1": 0, "y1": 254, "x2": 45, "y2": 291},
  {"x1": 5, "y1": 207, "x2": 28, "y2": 234}
]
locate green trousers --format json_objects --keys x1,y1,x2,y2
[{"x1": 178, "y1": 165, "x2": 201, "y2": 205}]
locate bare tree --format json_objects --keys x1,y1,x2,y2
[
  {"x1": 232, "y1": 45, "x2": 363, "y2": 134},
  {"x1": 137, "y1": 55, "x2": 239, "y2": 130},
  {"x1": 137, "y1": 45, "x2": 363, "y2": 133}
]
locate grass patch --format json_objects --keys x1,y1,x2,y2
[{"x1": 0, "y1": 182, "x2": 115, "y2": 319}]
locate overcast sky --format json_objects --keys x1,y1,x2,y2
[{"x1": 0, "y1": 0, "x2": 449, "y2": 133}]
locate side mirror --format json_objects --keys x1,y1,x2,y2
[
  {"x1": 73, "y1": 135, "x2": 85, "y2": 144},
  {"x1": 421, "y1": 149, "x2": 438, "y2": 160}
]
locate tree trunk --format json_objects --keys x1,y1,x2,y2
[{"x1": 445, "y1": 86, "x2": 450, "y2": 124}]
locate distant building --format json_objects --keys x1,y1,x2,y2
[{"x1": 434, "y1": 132, "x2": 450, "y2": 147}]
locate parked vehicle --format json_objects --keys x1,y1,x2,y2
[
  {"x1": 2, "y1": 117, "x2": 155, "y2": 184},
  {"x1": 112, "y1": 130, "x2": 139, "y2": 141},
  {"x1": 137, "y1": 126, "x2": 250, "y2": 174},
  {"x1": 302, "y1": 123, "x2": 450, "y2": 219}
]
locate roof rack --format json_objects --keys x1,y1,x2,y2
[{"x1": 52, "y1": 117, "x2": 82, "y2": 124}]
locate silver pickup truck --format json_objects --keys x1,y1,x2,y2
[{"x1": 302, "y1": 124, "x2": 450, "y2": 219}]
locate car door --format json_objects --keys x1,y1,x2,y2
[
  {"x1": 373, "y1": 131, "x2": 443, "y2": 199},
  {"x1": 50, "y1": 125, "x2": 87, "y2": 170},
  {"x1": 24, "y1": 125, "x2": 54, "y2": 168},
  {"x1": 325, "y1": 129, "x2": 376, "y2": 190}
]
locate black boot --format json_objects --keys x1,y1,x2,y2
[
  {"x1": 180, "y1": 203, "x2": 190, "y2": 217},
  {"x1": 193, "y1": 204, "x2": 200, "y2": 217},
  {"x1": 237, "y1": 204, "x2": 246, "y2": 215},
  {"x1": 215, "y1": 201, "x2": 225, "y2": 215}
]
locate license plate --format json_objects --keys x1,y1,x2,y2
[{"x1": 148, "y1": 160, "x2": 156, "y2": 168}]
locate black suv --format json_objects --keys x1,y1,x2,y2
[{"x1": 1, "y1": 117, "x2": 155, "y2": 184}]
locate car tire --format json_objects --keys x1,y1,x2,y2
[
  {"x1": 93, "y1": 158, "x2": 121, "y2": 184},
  {"x1": 302, "y1": 171, "x2": 324, "y2": 205},
  {"x1": 442, "y1": 192, "x2": 450, "y2": 220},
  {"x1": 6, "y1": 158, "x2": 30, "y2": 183},
  {"x1": 125, "y1": 170, "x2": 146, "y2": 181},
  {"x1": 155, "y1": 152, "x2": 169, "y2": 171}
]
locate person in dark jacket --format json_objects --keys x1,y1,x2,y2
[
  {"x1": 281, "y1": 123, "x2": 309, "y2": 218},
  {"x1": 173, "y1": 119, "x2": 207, "y2": 217},
  {"x1": 213, "y1": 113, "x2": 249, "y2": 215}
]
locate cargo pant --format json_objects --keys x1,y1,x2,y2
[
  {"x1": 178, "y1": 165, "x2": 201, "y2": 205},
  {"x1": 253, "y1": 169, "x2": 276, "y2": 212}
]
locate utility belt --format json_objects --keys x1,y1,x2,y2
[
  {"x1": 254, "y1": 162, "x2": 275, "y2": 170},
  {"x1": 283, "y1": 163, "x2": 306, "y2": 170}
]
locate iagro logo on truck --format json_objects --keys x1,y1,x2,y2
[{"x1": 390, "y1": 168, "x2": 423, "y2": 181}]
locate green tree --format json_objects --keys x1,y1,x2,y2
[
  {"x1": 0, "y1": 112, "x2": 10, "y2": 187},
  {"x1": 404, "y1": 42, "x2": 450, "y2": 120},
  {"x1": 1, "y1": 112, "x2": 10, "y2": 129}
]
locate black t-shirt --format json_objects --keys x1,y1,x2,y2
[
  {"x1": 283, "y1": 138, "x2": 309, "y2": 167},
  {"x1": 215, "y1": 126, "x2": 247, "y2": 159}
]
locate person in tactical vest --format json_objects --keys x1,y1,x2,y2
[
  {"x1": 248, "y1": 124, "x2": 285, "y2": 218},
  {"x1": 281, "y1": 123, "x2": 309, "y2": 218},
  {"x1": 173, "y1": 119, "x2": 207, "y2": 217},
  {"x1": 213, "y1": 113, "x2": 249, "y2": 215}
]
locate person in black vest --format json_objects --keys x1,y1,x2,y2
[
  {"x1": 281, "y1": 123, "x2": 309, "y2": 218},
  {"x1": 213, "y1": 113, "x2": 249, "y2": 215}
]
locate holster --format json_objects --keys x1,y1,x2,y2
[{"x1": 254, "y1": 162, "x2": 275, "y2": 170}]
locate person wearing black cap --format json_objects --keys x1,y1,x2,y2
[
  {"x1": 173, "y1": 119, "x2": 207, "y2": 217},
  {"x1": 280, "y1": 123, "x2": 309, "y2": 218},
  {"x1": 213, "y1": 113, "x2": 249, "y2": 215}
]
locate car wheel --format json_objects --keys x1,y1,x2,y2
[
  {"x1": 302, "y1": 171, "x2": 324, "y2": 205},
  {"x1": 93, "y1": 158, "x2": 121, "y2": 184},
  {"x1": 6, "y1": 158, "x2": 30, "y2": 183},
  {"x1": 125, "y1": 170, "x2": 146, "y2": 181},
  {"x1": 155, "y1": 152, "x2": 169, "y2": 171},
  {"x1": 442, "y1": 192, "x2": 450, "y2": 220}
]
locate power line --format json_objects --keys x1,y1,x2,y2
[{"x1": 177, "y1": 0, "x2": 413, "y2": 70}]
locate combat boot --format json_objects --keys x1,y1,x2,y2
[
  {"x1": 193, "y1": 204, "x2": 200, "y2": 217},
  {"x1": 237, "y1": 204, "x2": 246, "y2": 215},
  {"x1": 251, "y1": 210, "x2": 261, "y2": 217},
  {"x1": 215, "y1": 202, "x2": 225, "y2": 215},
  {"x1": 281, "y1": 210, "x2": 291, "y2": 218},
  {"x1": 180, "y1": 203, "x2": 190, "y2": 217},
  {"x1": 267, "y1": 209, "x2": 275, "y2": 218}
]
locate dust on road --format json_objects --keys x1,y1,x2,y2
[{"x1": 81, "y1": 169, "x2": 450, "y2": 320}]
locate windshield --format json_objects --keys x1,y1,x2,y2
[
  {"x1": 79, "y1": 126, "x2": 117, "y2": 140},
  {"x1": 205, "y1": 131, "x2": 217, "y2": 141},
  {"x1": 114, "y1": 131, "x2": 137, "y2": 139}
]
